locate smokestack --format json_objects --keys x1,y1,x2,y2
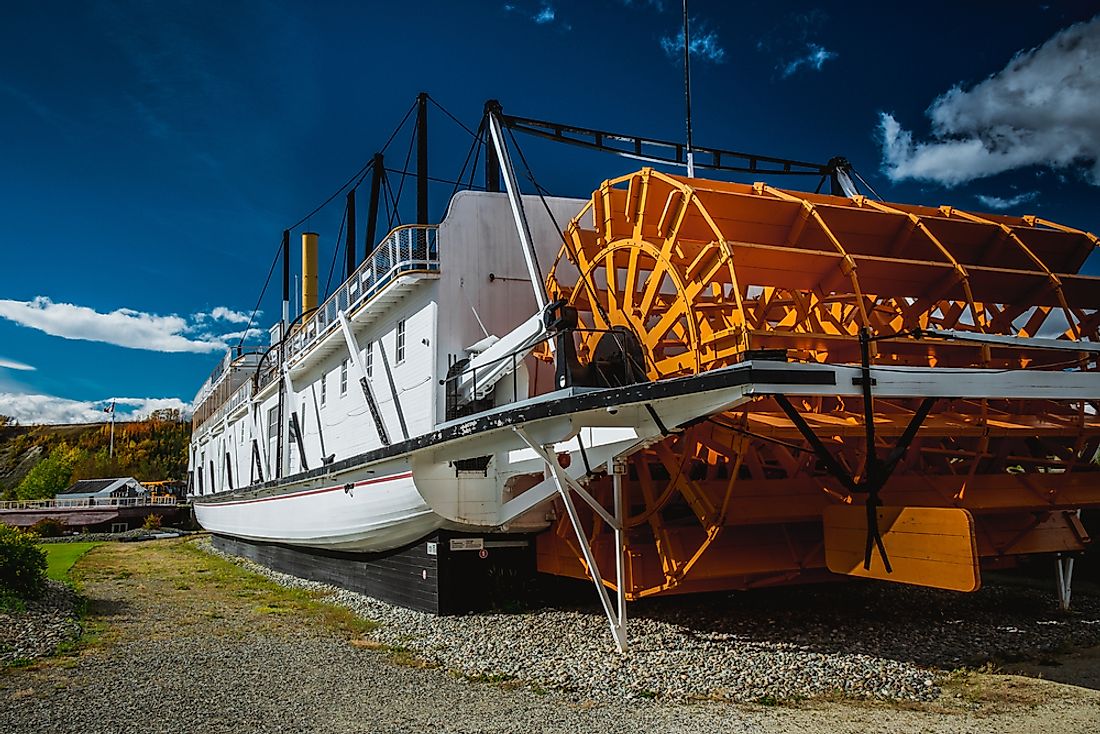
[{"x1": 301, "y1": 232, "x2": 318, "y2": 315}]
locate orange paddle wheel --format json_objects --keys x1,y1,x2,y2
[{"x1": 537, "y1": 168, "x2": 1100, "y2": 599}]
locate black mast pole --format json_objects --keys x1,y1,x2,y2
[
  {"x1": 365, "y1": 153, "x2": 383, "y2": 256},
  {"x1": 281, "y1": 229, "x2": 290, "y2": 326},
  {"x1": 416, "y1": 91, "x2": 429, "y2": 225},
  {"x1": 484, "y1": 100, "x2": 501, "y2": 193},
  {"x1": 345, "y1": 189, "x2": 357, "y2": 278}
]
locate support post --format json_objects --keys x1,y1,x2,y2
[
  {"x1": 365, "y1": 154, "x2": 384, "y2": 258},
  {"x1": 1056, "y1": 553, "x2": 1076, "y2": 611},
  {"x1": 281, "y1": 229, "x2": 291, "y2": 327},
  {"x1": 612, "y1": 457, "x2": 628, "y2": 647},
  {"x1": 486, "y1": 105, "x2": 548, "y2": 312},
  {"x1": 416, "y1": 91, "x2": 429, "y2": 226},
  {"x1": 337, "y1": 311, "x2": 391, "y2": 446},
  {"x1": 514, "y1": 428, "x2": 627, "y2": 652},
  {"x1": 345, "y1": 189, "x2": 357, "y2": 278},
  {"x1": 484, "y1": 101, "x2": 501, "y2": 192}
]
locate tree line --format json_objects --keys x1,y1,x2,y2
[{"x1": 0, "y1": 409, "x2": 190, "y2": 501}]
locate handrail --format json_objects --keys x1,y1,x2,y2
[
  {"x1": 0, "y1": 496, "x2": 181, "y2": 510},
  {"x1": 191, "y1": 224, "x2": 440, "y2": 436},
  {"x1": 283, "y1": 224, "x2": 439, "y2": 367}
]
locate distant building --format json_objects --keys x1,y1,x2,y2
[{"x1": 56, "y1": 477, "x2": 149, "y2": 505}]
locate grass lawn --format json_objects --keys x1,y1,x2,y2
[{"x1": 41, "y1": 542, "x2": 102, "y2": 582}]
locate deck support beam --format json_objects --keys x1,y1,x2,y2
[
  {"x1": 338, "y1": 311, "x2": 392, "y2": 447},
  {"x1": 514, "y1": 427, "x2": 628, "y2": 652}
]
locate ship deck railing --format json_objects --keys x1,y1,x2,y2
[
  {"x1": 192, "y1": 224, "x2": 439, "y2": 437},
  {"x1": 284, "y1": 224, "x2": 439, "y2": 365},
  {"x1": 0, "y1": 496, "x2": 182, "y2": 511}
]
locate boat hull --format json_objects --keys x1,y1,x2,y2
[{"x1": 193, "y1": 459, "x2": 445, "y2": 552}]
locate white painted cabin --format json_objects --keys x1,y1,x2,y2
[{"x1": 188, "y1": 191, "x2": 585, "y2": 500}]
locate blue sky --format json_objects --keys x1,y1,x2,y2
[{"x1": 1, "y1": 1, "x2": 1098, "y2": 423}]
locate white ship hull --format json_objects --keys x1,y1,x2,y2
[{"x1": 193, "y1": 462, "x2": 442, "y2": 552}]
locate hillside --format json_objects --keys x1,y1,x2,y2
[{"x1": 0, "y1": 410, "x2": 189, "y2": 501}]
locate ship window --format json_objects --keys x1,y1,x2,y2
[
  {"x1": 321, "y1": 373, "x2": 327, "y2": 405},
  {"x1": 396, "y1": 319, "x2": 406, "y2": 364},
  {"x1": 340, "y1": 359, "x2": 348, "y2": 395},
  {"x1": 267, "y1": 407, "x2": 278, "y2": 440},
  {"x1": 365, "y1": 342, "x2": 373, "y2": 377}
]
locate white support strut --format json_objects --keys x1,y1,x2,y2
[
  {"x1": 514, "y1": 427, "x2": 628, "y2": 652},
  {"x1": 487, "y1": 111, "x2": 547, "y2": 313}
]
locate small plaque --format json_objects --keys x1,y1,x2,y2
[
  {"x1": 426, "y1": 542, "x2": 437, "y2": 556},
  {"x1": 449, "y1": 537, "x2": 484, "y2": 551}
]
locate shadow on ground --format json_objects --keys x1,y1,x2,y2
[{"x1": 533, "y1": 570, "x2": 1100, "y2": 690}]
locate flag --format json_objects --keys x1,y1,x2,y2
[{"x1": 103, "y1": 401, "x2": 115, "y2": 414}]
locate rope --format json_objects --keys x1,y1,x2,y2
[
  {"x1": 427, "y1": 95, "x2": 479, "y2": 139},
  {"x1": 234, "y1": 243, "x2": 282, "y2": 349},
  {"x1": 322, "y1": 201, "x2": 350, "y2": 300}
]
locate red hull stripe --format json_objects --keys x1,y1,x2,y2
[{"x1": 198, "y1": 471, "x2": 414, "y2": 508}]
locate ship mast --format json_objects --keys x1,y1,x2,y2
[{"x1": 682, "y1": 0, "x2": 695, "y2": 178}]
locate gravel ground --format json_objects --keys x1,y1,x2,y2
[
  {"x1": 2, "y1": 538, "x2": 1098, "y2": 734},
  {"x1": 200, "y1": 539, "x2": 1100, "y2": 705},
  {"x1": 0, "y1": 581, "x2": 82, "y2": 665}
]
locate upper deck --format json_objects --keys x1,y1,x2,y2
[{"x1": 191, "y1": 223, "x2": 439, "y2": 437}]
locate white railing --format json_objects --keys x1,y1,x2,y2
[
  {"x1": 191, "y1": 225, "x2": 440, "y2": 437},
  {"x1": 285, "y1": 224, "x2": 439, "y2": 364},
  {"x1": 0, "y1": 496, "x2": 181, "y2": 510}
]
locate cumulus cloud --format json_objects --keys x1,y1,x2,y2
[
  {"x1": 779, "y1": 43, "x2": 837, "y2": 77},
  {"x1": 660, "y1": 25, "x2": 727, "y2": 63},
  {"x1": 0, "y1": 297, "x2": 262, "y2": 354},
  {"x1": 0, "y1": 357, "x2": 35, "y2": 371},
  {"x1": 195, "y1": 306, "x2": 254, "y2": 324},
  {"x1": 502, "y1": 2, "x2": 568, "y2": 29},
  {"x1": 880, "y1": 15, "x2": 1100, "y2": 186},
  {"x1": 0, "y1": 392, "x2": 191, "y2": 425},
  {"x1": 975, "y1": 191, "x2": 1039, "y2": 210}
]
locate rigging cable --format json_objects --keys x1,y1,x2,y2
[
  {"x1": 504, "y1": 122, "x2": 656, "y2": 377},
  {"x1": 322, "y1": 199, "x2": 351, "y2": 300},
  {"x1": 389, "y1": 117, "x2": 419, "y2": 222},
  {"x1": 234, "y1": 97, "x2": 420, "y2": 347}
]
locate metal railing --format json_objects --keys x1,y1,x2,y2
[
  {"x1": 0, "y1": 496, "x2": 181, "y2": 510},
  {"x1": 192, "y1": 224, "x2": 440, "y2": 437},
  {"x1": 284, "y1": 224, "x2": 439, "y2": 365}
]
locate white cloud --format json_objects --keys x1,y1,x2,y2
[
  {"x1": 0, "y1": 297, "x2": 259, "y2": 354},
  {"x1": 660, "y1": 26, "x2": 727, "y2": 63},
  {"x1": 196, "y1": 306, "x2": 254, "y2": 325},
  {"x1": 533, "y1": 5, "x2": 554, "y2": 24},
  {"x1": 975, "y1": 191, "x2": 1039, "y2": 210},
  {"x1": 779, "y1": 43, "x2": 837, "y2": 77},
  {"x1": 0, "y1": 357, "x2": 35, "y2": 371},
  {"x1": 880, "y1": 15, "x2": 1100, "y2": 186},
  {"x1": 0, "y1": 392, "x2": 191, "y2": 425}
]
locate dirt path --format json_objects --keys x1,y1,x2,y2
[{"x1": 1, "y1": 538, "x2": 1097, "y2": 734}]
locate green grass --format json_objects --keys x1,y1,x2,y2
[{"x1": 40, "y1": 542, "x2": 101, "y2": 582}]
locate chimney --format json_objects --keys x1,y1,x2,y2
[{"x1": 301, "y1": 232, "x2": 318, "y2": 315}]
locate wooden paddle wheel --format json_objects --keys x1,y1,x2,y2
[{"x1": 536, "y1": 167, "x2": 1100, "y2": 601}]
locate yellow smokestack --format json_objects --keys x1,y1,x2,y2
[{"x1": 301, "y1": 232, "x2": 318, "y2": 315}]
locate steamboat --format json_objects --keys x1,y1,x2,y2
[{"x1": 189, "y1": 96, "x2": 1100, "y2": 650}]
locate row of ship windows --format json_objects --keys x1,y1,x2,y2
[{"x1": 219, "y1": 319, "x2": 409, "y2": 449}]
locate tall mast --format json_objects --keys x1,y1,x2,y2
[{"x1": 682, "y1": 0, "x2": 695, "y2": 178}]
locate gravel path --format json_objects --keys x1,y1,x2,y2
[
  {"x1": 0, "y1": 581, "x2": 81, "y2": 665},
  {"x1": 2, "y1": 538, "x2": 1098, "y2": 734},
  {"x1": 203, "y1": 539, "x2": 1100, "y2": 705}
]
